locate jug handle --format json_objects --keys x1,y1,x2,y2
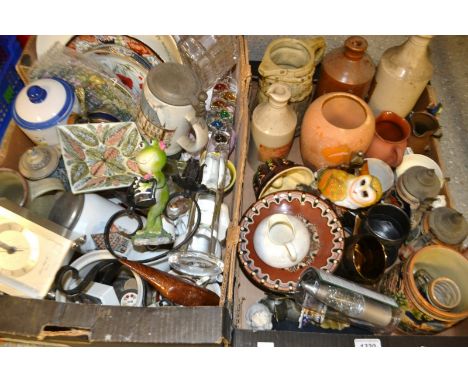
[
  {"x1": 177, "y1": 116, "x2": 209, "y2": 154},
  {"x1": 284, "y1": 242, "x2": 297, "y2": 262},
  {"x1": 304, "y1": 37, "x2": 326, "y2": 66}
]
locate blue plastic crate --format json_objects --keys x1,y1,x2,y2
[{"x1": 0, "y1": 36, "x2": 24, "y2": 143}]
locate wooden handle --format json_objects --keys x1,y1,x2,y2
[{"x1": 119, "y1": 259, "x2": 220, "y2": 306}]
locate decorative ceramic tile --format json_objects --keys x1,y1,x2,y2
[{"x1": 58, "y1": 122, "x2": 143, "y2": 194}]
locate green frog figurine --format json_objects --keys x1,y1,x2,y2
[{"x1": 132, "y1": 141, "x2": 173, "y2": 246}]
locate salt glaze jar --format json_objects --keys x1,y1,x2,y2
[
  {"x1": 369, "y1": 36, "x2": 434, "y2": 118},
  {"x1": 315, "y1": 36, "x2": 376, "y2": 100},
  {"x1": 300, "y1": 92, "x2": 375, "y2": 170},
  {"x1": 379, "y1": 245, "x2": 468, "y2": 334},
  {"x1": 365, "y1": 111, "x2": 411, "y2": 168},
  {"x1": 250, "y1": 83, "x2": 297, "y2": 164}
]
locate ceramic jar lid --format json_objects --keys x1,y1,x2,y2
[
  {"x1": 401, "y1": 165, "x2": 441, "y2": 201},
  {"x1": 428, "y1": 207, "x2": 468, "y2": 245},
  {"x1": 12, "y1": 78, "x2": 75, "y2": 130},
  {"x1": 48, "y1": 192, "x2": 85, "y2": 230},
  {"x1": 146, "y1": 63, "x2": 201, "y2": 106},
  {"x1": 18, "y1": 145, "x2": 60, "y2": 180}
]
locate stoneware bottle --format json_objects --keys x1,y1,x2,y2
[
  {"x1": 250, "y1": 83, "x2": 297, "y2": 163},
  {"x1": 300, "y1": 92, "x2": 375, "y2": 170},
  {"x1": 368, "y1": 35, "x2": 434, "y2": 118},
  {"x1": 315, "y1": 36, "x2": 376, "y2": 100}
]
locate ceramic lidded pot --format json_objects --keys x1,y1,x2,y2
[
  {"x1": 365, "y1": 111, "x2": 411, "y2": 168},
  {"x1": 300, "y1": 92, "x2": 375, "y2": 170},
  {"x1": 379, "y1": 245, "x2": 468, "y2": 334},
  {"x1": 315, "y1": 36, "x2": 376, "y2": 100},
  {"x1": 136, "y1": 63, "x2": 208, "y2": 156},
  {"x1": 12, "y1": 78, "x2": 80, "y2": 147},
  {"x1": 396, "y1": 165, "x2": 442, "y2": 206},
  {"x1": 252, "y1": 159, "x2": 314, "y2": 199}
]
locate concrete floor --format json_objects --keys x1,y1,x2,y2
[{"x1": 246, "y1": 35, "x2": 468, "y2": 221}]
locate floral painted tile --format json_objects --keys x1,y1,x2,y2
[{"x1": 57, "y1": 122, "x2": 143, "y2": 194}]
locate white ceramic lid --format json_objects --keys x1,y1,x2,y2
[{"x1": 13, "y1": 78, "x2": 75, "y2": 130}]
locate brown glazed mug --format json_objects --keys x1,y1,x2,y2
[
  {"x1": 335, "y1": 234, "x2": 387, "y2": 285},
  {"x1": 406, "y1": 111, "x2": 441, "y2": 154},
  {"x1": 365, "y1": 111, "x2": 411, "y2": 168}
]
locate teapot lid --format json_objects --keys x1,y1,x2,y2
[
  {"x1": 428, "y1": 207, "x2": 468, "y2": 245},
  {"x1": 12, "y1": 78, "x2": 75, "y2": 130},
  {"x1": 401, "y1": 166, "x2": 441, "y2": 201},
  {"x1": 18, "y1": 145, "x2": 60, "y2": 180},
  {"x1": 146, "y1": 63, "x2": 201, "y2": 107}
]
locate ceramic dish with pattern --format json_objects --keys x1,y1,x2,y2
[
  {"x1": 238, "y1": 190, "x2": 345, "y2": 294},
  {"x1": 36, "y1": 35, "x2": 183, "y2": 64},
  {"x1": 82, "y1": 44, "x2": 152, "y2": 99},
  {"x1": 57, "y1": 122, "x2": 143, "y2": 194}
]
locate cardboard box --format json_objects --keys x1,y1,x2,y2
[
  {"x1": 226, "y1": 77, "x2": 468, "y2": 346},
  {"x1": 0, "y1": 36, "x2": 251, "y2": 346}
]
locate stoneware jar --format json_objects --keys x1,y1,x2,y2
[
  {"x1": 12, "y1": 78, "x2": 80, "y2": 147},
  {"x1": 379, "y1": 245, "x2": 468, "y2": 334},
  {"x1": 300, "y1": 92, "x2": 375, "y2": 170},
  {"x1": 250, "y1": 83, "x2": 297, "y2": 165},
  {"x1": 365, "y1": 111, "x2": 411, "y2": 168},
  {"x1": 315, "y1": 36, "x2": 376, "y2": 100}
]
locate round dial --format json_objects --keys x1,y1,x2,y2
[{"x1": 0, "y1": 222, "x2": 40, "y2": 277}]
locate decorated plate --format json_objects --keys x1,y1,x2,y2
[
  {"x1": 57, "y1": 122, "x2": 143, "y2": 194},
  {"x1": 81, "y1": 44, "x2": 152, "y2": 99},
  {"x1": 238, "y1": 190, "x2": 345, "y2": 294},
  {"x1": 36, "y1": 35, "x2": 183, "y2": 64}
]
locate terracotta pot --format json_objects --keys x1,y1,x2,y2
[
  {"x1": 300, "y1": 92, "x2": 375, "y2": 170},
  {"x1": 379, "y1": 245, "x2": 468, "y2": 334},
  {"x1": 365, "y1": 111, "x2": 411, "y2": 168}
]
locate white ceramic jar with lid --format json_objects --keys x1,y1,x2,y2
[{"x1": 12, "y1": 77, "x2": 80, "y2": 147}]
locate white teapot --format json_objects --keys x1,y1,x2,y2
[{"x1": 253, "y1": 213, "x2": 310, "y2": 268}]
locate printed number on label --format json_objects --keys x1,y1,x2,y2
[{"x1": 354, "y1": 338, "x2": 382, "y2": 347}]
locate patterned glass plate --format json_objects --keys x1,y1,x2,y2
[
  {"x1": 238, "y1": 190, "x2": 345, "y2": 294},
  {"x1": 57, "y1": 122, "x2": 143, "y2": 194}
]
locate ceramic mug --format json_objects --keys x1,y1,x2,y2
[
  {"x1": 253, "y1": 213, "x2": 310, "y2": 268},
  {"x1": 336, "y1": 234, "x2": 387, "y2": 285},
  {"x1": 406, "y1": 111, "x2": 441, "y2": 154},
  {"x1": 136, "y1": 63, "x2": 209, "y2": 156},
  {"x1": 365, "y1": 111, "x2": 411, "y2": 168},
  {"x1": 26, "y1": 177, "x2": 65, "y2": 206}
]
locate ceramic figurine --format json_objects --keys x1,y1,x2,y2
[
  {"x1": 133, "y1": 141, "x2": 172, "y2": 246},
  {"x1": 317, "y1": 168, "x2": 382, "y2": 209}
]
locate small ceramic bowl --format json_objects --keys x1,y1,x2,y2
[
  {"x1": 253, "y1": 158, "x2": 315, "y2": 199},
  {"x1": 395, "y1": 154, "x2": 444, "y2": 185},
  {"x1": 362, "y1": 158, "x2": 395, "y2": 193}
]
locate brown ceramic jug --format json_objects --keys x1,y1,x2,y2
[
  {"x1": 315, "y1": 36, "x2": 376, "y2": 100},
  {"x1": 365, "y1": 111, "x2": 411, "y2": 168},
  {"x1": 300, "y1": 92, "x2": 375, "y2": 170},
  {"x1": 406, "y1": 111, "x2": 441, "y2": 154}
]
